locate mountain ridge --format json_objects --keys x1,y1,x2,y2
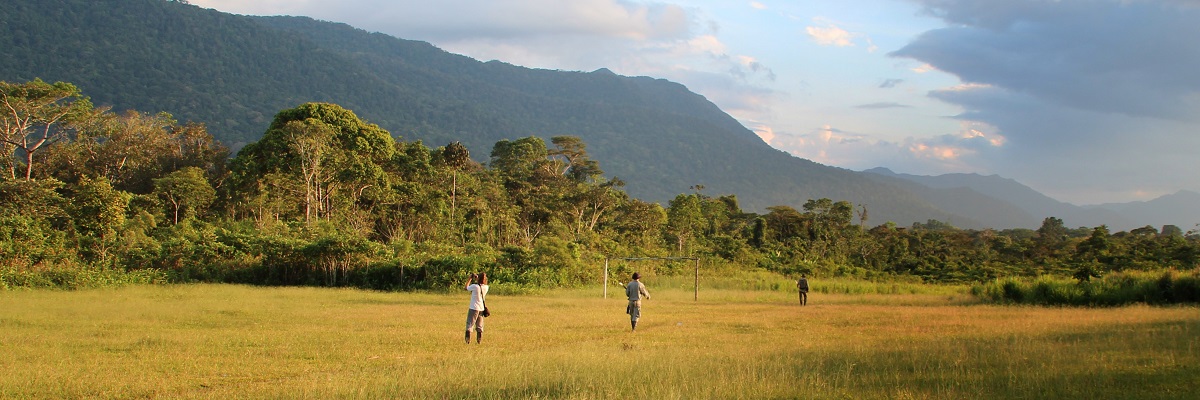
[
  {"x1": 3, "y1": 0, "x2": 1190, "y2": 230},
  {"x1": 864, "y1": 168, "x2": 1197, "y2": 231}
]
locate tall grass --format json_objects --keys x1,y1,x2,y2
[
  {"x1": 973, "y1": 269, "x2": 1200, "y2": 306},
  {"x1": 1, "y1": 284, "x2": 1195, "y2": 399}
]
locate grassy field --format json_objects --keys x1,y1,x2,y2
[{"x1": 1, "y1": 281, "x2": 1196, "y2": 399}]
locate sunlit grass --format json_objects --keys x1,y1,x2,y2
[{"x1": 1, "y1": 283, "x2": 1196, "y2": 399}]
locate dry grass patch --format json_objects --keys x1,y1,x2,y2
[{"x1": 1, "y1": 284, "x2": 1196, "y2": 399}]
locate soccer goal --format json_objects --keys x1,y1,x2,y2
[{"x1": 604, "y1": 257, "x2": 701, "y2": 301}]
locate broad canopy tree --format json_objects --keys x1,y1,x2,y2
[
  {"x1": 228, "y1": 103, "x2": 395, "y2": 223},
  {"x1": 154, "y1": 167, "x2": 216, "y2": 224},
  {"x1": 0, "y1": 79, "x2": 96, "y2": 181},
  {"x1": 42, "y1": 110, "x2": 227, "y2": 194}
]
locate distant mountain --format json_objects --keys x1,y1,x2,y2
[
  {"x1": 862, "y1": 168, "x2": 1200, "y2": 231},
  {"x1": 6, "y1": 0, "x2": 1182, "y2": 231},
  {"x1": 1, "y1": 0, "x2": 974, "y2": 226},
  {"x1": 861, "y1": 169, "x2": 1019, "y2": 229},
  {"x1": 1086, "y1": 191, "x2": 1200, "y2": 232}
]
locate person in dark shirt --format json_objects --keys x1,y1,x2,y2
[{"x1": 797, "y1": 275, "x2": 809, "y2": 306}]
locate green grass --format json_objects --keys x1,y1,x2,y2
[{"x1": 1, "y1": 283, "x2": 1196, "y2": 399}]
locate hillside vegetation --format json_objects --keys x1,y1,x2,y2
[
  {"x1": 1, "y1": 78, "x2": 1197, "y2": 305},
  {"x1": 0, "y1": 0, "x2": 975, "y2": 225}
]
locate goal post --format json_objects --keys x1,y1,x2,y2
[{"x1": 604, "y1": 256, "x2": 700, "y2": 301}]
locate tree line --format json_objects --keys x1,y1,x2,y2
[{"x1": 2, "y1": 79, "x2": 1198, "y2": 292}]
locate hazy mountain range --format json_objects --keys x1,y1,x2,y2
[
  {"x1": 862, "y1": 168, "x2": 1200, "y2": 231},
  {"x1": 1, "y1": 0, "x2": 1194, "y2": 232}
]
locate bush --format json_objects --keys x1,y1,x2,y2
[
  {"x1": 1, "y1": 266, "x2": 167, "y2": 290},
  {"x1": 416, "y1": 255, "x2": 482, "y2": 291},
  {"x1": 346, "y1": 260, "x2": 406, "y2": 291},
  {"x1": 972, "y1": 269, "x2": 1200, "y2": 306},
  {"x1": 0, "y1": 215, "x2": 77, "y2": 269}
]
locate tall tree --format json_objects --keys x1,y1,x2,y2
[
  {"x1": 153, "y1": 167, "x2": 216, "y2": 224},
  {"x1": 0, "y1": 79, "x2": 95, "y2": 180},
  {"x1": 440, "y1": 141, "x2": 471, "y2": 240},
  {"x1": 764, "y1": 205, "x2": 806, "y2": 243},
  {"x1": 1032, "y1": 216, "x2": 1069, "y2": 262},
  {"x1": 281, "y1": 118, "x2": 337, "y2": 223},
  {"x1": 666, "y1": 193, "x2": 705, "y2": 254},
  {"x1": 549, "y1": 135, "x2": 602, "y2": 182},
  {"x1": 228, "y1": 103, "x2": 395, "y2": 223},
  {"x1": 490, "y1": 137, "x2": 560, "y2": 245},
  {"x1": 1073, "y1": 225, "x2": 1112, "y2": 281},
  {"x1": 67, "y1": 176, "x2": 130, "y2": 261},
  {"x1": 607, "y1": 199, "x2": 667, "y2": 251},
  {"x1": 43, "y1": 111, "x2": 227, "y2": 193}
]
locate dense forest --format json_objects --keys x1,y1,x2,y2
[{"x1": 2, "y1": 78, "x2": 1198, "y2": 303}]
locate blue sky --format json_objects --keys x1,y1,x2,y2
[{"x1": 189, "y1": 0, "x2": 1200, "y2": 205}]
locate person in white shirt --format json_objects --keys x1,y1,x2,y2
[
  {"x1": 464, "y1": 273, "x2": 489, "y2": 344},
  {"x1": 624, "y1": 272, "x2": 650, "y2": 332}
]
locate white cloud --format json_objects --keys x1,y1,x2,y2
[
  {"x1": 925, "y1": 82, "x2": 1200, "y2": 204},
  {"x1": 910, "y1": 63, "x2": 937, "y2": 74},
  {"x1": 896, "y1": 0, "x2": 1200, "y2": 120},
  {"x1": 806, "y1": 25, "x2": 856, "y2": 47},
  {"x1": 751, "y1": 123, "x2": 775, "y2": 143},
  {"x1": 189, "y1": 0, "x2": 1200, "y2": 204},
  {"x1": 886, "y1": 0, "x2": 1200, "y2": 203},
  {"x1": 229, "y1": 1, "x2": 776, "y2": 116},
  {"x1": 194, "y1": 0, "x2": 692, "y2": 41},
  {"x1": 805, "y1": 17, "x2": 876, "y2": 51}
]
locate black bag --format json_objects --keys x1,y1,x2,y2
[{"x1": 481, "y1": 289, "x2": 490, "y2": 317}]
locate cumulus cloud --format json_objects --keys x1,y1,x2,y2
[
  {"x1": 927, "y1": 82, "x2": 1200, "y2": 203},
  {"x1": 806, "y1": 25, "x2": 856, "y2": 47},
  {"x1": 753, "y1": 120, "x2": 1008, "y2": 189},
  {"x1": 805, "y1": 17, "x2": 876, "y2": 51},
  {"x1": 886, "y1": 0, "x2": 1200, "y2": 203},
  {"x1": 894, "y1": 0, "x2": 1200, "y2": 120},
  {"x1": 191, "y1": 0, "x2": 778, "y2": 122},
  {"x1": 190, "y1": 0, "x2": 1200, "y2": 204},
  {"x1": 195, "y1": 0, "x2": 691, "y2": 41},
  {"x1": 193, "y1": 0, "x2": 692, "y2": 77},
  {"x1": 670, "y1": 69, "x2": 777, "y2": 116}
]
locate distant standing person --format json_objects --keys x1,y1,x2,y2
[
  {"x1": 625, "y1": 272, "x2": 651, "y2": 331},
  {"x1": 797, "y1": 275, "x2": 809, "y2": 306},
  {"x1": 464, "y1": 272, "x2": 489, "y2": 344}
]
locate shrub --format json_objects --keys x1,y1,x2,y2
[
  {"x1": 0, "y1": 215, "x2": 76, "y2": 269},
  {"x1": 0, "y1": 266, "x2": 167, "y2": 290},
  {"x1": 973, "y1": 269, "x2": 1200, "y2": 306},
  {"x1": 417, "y1": 255, "x2": 481, "y2": 291}
]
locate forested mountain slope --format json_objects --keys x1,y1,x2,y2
[{"x1": 0, "y1": 0, "x2": 972, "y2": 225}]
